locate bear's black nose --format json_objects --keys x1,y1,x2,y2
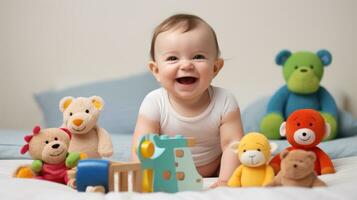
[
  {"x1": 302, "y1": 132, "x2": 307, "y2": 137},
  {"x1": 52, "y1": 144, "x2": 60, "y2": 149},
  {"x1": 293, "y1": 164, "x2": 298, "y2": 168},
  {"x1": 300, "y1": 69, "x2": 307, "y2": 73}
]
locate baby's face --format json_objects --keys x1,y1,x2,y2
[{"x1": 150, "y1": 22, "x2": 223, "y2": 101}]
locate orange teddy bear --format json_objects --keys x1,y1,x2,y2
[{"x1": 270, "y1": 109, "x2": 335, "y2": 175}]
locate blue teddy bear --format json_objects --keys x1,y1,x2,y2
[{"x1": 260, "y1": 50, "x2": 338, "y2": 140}]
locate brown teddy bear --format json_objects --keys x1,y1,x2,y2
[
  {"x1": 59, "y1": 96, "x2": 113, "y2": 158},
  {"x1": 266, "y1": 149, "x2": 326, "y2": 187},
  {"x1": 15, "y1": 126, "x2": 80, "y2": 186}
]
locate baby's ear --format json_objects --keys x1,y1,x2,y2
[
  {"x1": 90, "y1": 96, "x2": 104, "y2": 110},
  {"x1": 148, "y1": 61, "x2": 160, "y2": 82},
  {"x1": 229, "y1": 141, "x2": 240, "y2": 154},
  {"x1": 213, "y1": 58, "x2": 224, "y2": 76},
  {"x1": 59, "y1": 96, "x2": 74, "y2": 112}
]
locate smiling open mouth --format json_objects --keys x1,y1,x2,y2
[
  {"x1": 50, "y1": 150, "x2": 64, "y2": 157},
  {"x1": 176, "y1": 77, "x2": 198, "y2": 85}
]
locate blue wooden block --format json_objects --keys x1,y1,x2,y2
[{"x1": 76, "y1": 159, "x2": 110, "y2": 192}]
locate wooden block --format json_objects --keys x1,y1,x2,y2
[{"x1": 119, "y1": 172, "x2": 128, "y2": 191}]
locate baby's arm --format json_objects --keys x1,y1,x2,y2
[
  {"x1": 131, "y1": 115, "x2": 160, "y2": 161},
  {"x1": 218, "y1": 108, "x2": 244, "y2": 183}
]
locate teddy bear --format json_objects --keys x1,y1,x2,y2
[
  {"x1": 15, "y1": 126, "x2": 80, "y2": 186},
  {"x1": 227, "y1": 132, "x2": 277, "y2": 187},
  {"x1": 266, "y1": 149, "x2": 326, "y2": 187},
  {"x1": 260, "y1": 50, "x2": 338, "y2": 140},
  {"x1": 270, "y1": 109, "x2": 335, "y2": 175},
  {"x1": 59, "y1": 96, "x2": 113, "y2": 158}
]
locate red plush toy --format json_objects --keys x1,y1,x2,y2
[{"x1": 270, "y1": 109, "x2": 335, "y2": 175}]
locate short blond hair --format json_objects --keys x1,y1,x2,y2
[{"x1": 150, "y1": 14, "x2": 221, "y2": 61}]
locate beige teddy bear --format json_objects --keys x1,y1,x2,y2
[
  {"x1": 59, "y1": 96, "x2": 113, "y2": 158},
  {"x1": 15, "y1": 126, "x2": 80, "y2": 187},
  {"x1": 266, "y1": 149, "x2": 326, "y2": 187}
]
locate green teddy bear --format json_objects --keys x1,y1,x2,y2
[{"x1": 260, "y1": 50, "x2": 338, "y2": 140}]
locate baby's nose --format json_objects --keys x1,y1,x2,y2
[{"x1": 180, "y1": 61, "x2": 194, "y2": 70}]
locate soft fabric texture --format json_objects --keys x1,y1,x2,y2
[
  {"x1": 260, "y1": 50, "x2": 338, "y2": 140},
  {"x1": 2, "y1": 129, "x2": 357, "y2": 162},
  {"x1": 228, "y1": 133, "x2": 275, "y2": 187},
  {"x1": 242, "y1": 96, "x2": 357, "y2": 138},
  {"x1": 34, "y1": 72, "x2": 159, "y2": 134},
  {"x1": 59, "y1": 96, "x2": 113, "y2": 158},
  {"x1": 1, "y1": 157, "x2": 357, "y2": 199},
  {"x1": 267, "y1": 150, "x2": 326, "y2": 187},
  {"x1": 138, "y1": 86, "x2": 239, "y2": 167}
]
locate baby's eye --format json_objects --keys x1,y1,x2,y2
[
  {"x1": 166, "y1": 56, "x2": 178, "y2": 61},
  {"x1": 193, "y1": 54, "x2": 205, "y2": 60}
]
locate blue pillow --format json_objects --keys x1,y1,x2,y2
[
  {"x1": 242, "y1": 96, "x2": 357, "y2": 138},
  {"x1": 34, "y1": 72, "x2": 159, "y2": 134}
]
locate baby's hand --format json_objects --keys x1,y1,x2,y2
[{"x1": 209, "y1": 180, "x2": 228, "y2": 188}]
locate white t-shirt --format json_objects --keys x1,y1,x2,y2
[{"x1": 138, "y1": 86, "x2": 239, "y2": 166}]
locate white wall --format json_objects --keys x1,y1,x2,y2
[{"x1": 1, "y1": 0, "x2": 356, "y2": 129}]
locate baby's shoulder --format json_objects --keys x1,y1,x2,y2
[{"x1": 212, "y1": 86, "x2": 237, "y2": 103}]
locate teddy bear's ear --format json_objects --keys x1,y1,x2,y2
[
  {"x1": 317, "y1": 49, "x2": 332, "y2": 66},
  {"x1": 229, "y1": 141, "x2": 240, "y2": 154},
  {"x1": 307, "y1": 151, "x2": 316, "y2": 162},
  {"x1": 280, "y1": 149, "x2": 290, "y2": 159},
  {"x1": 324, "y1": 122, "x2": 331, "y2": 139},
  {"x1": 279, "y1": 122, "x2": 287, "y2": 137},
  {"x1": 275, "y1": 50, "x2": 291, "y2": 66},
  {"x1": 269, "y1": 142, "x2": 278, "y2": 154},
  {"x1": 59, "y1": 96, "x2": 74, "y2": 112},
  {"x1": 90, "y1": 96, "x2": 104, "y2": 110}
]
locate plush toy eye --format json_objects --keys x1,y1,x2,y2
[
  {"x1": 85, "y1": 109, "x2": 90, "y2": 113},
  {"x1": 309, "y1": 123, "x2": 313, "y2": 126},
  {"x1": 69, "y1": 112, "x2": 73, "y2": 116},
  {"x1": 243, "y1": 149, "x2": 247, "y2": 153},
  {"x1": 54, "y1": 137, "x2": 58, "y2": 141},
  {"x1": 294, "y1": 66, "x2": 298, "y2": 70},
  {"x1": 45, "y1": 140, "x2": 49, "y2": 144},
  {"x1": 297, "y1": 123, "x2": 301, "y2": 126},
  {"x1": 257, "y1": 148, "x2": 261, "y2": 152},
  {"x1": 310, "y1": 65, "x2": 314, "y2": 69}
]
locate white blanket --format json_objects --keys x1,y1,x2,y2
[{"x1": 1, "y1": 157, "x2": 357, "y2": 200}]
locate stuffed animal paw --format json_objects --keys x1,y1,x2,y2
[
  {"x1": 260, "y1": 113, "x2": 284, "y2": 139},
  {"x1": 321, "y1": 166, "x2": 335, "y2": 174},
  {"x1": 320, "y1": 112, "x2": 337, "y2": 141}
]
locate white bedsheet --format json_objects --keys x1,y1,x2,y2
[{"x1": 1, "y1": 157, "x2": 357, "y2": 200}]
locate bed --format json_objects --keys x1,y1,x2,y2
[{"x1": 1, "y1": 72, "x2": 357, "y2": 199}]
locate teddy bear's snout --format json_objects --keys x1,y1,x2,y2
[
  {"x1": 73, "y1": 119, "x2": 84, "y2": 126},
  {"x1": 52, "y1": 143, "x2": 60, "y2": 149}
]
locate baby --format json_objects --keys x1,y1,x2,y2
[{"x1": 132, "y1": 14, "x2": 244, "y2": 187}]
